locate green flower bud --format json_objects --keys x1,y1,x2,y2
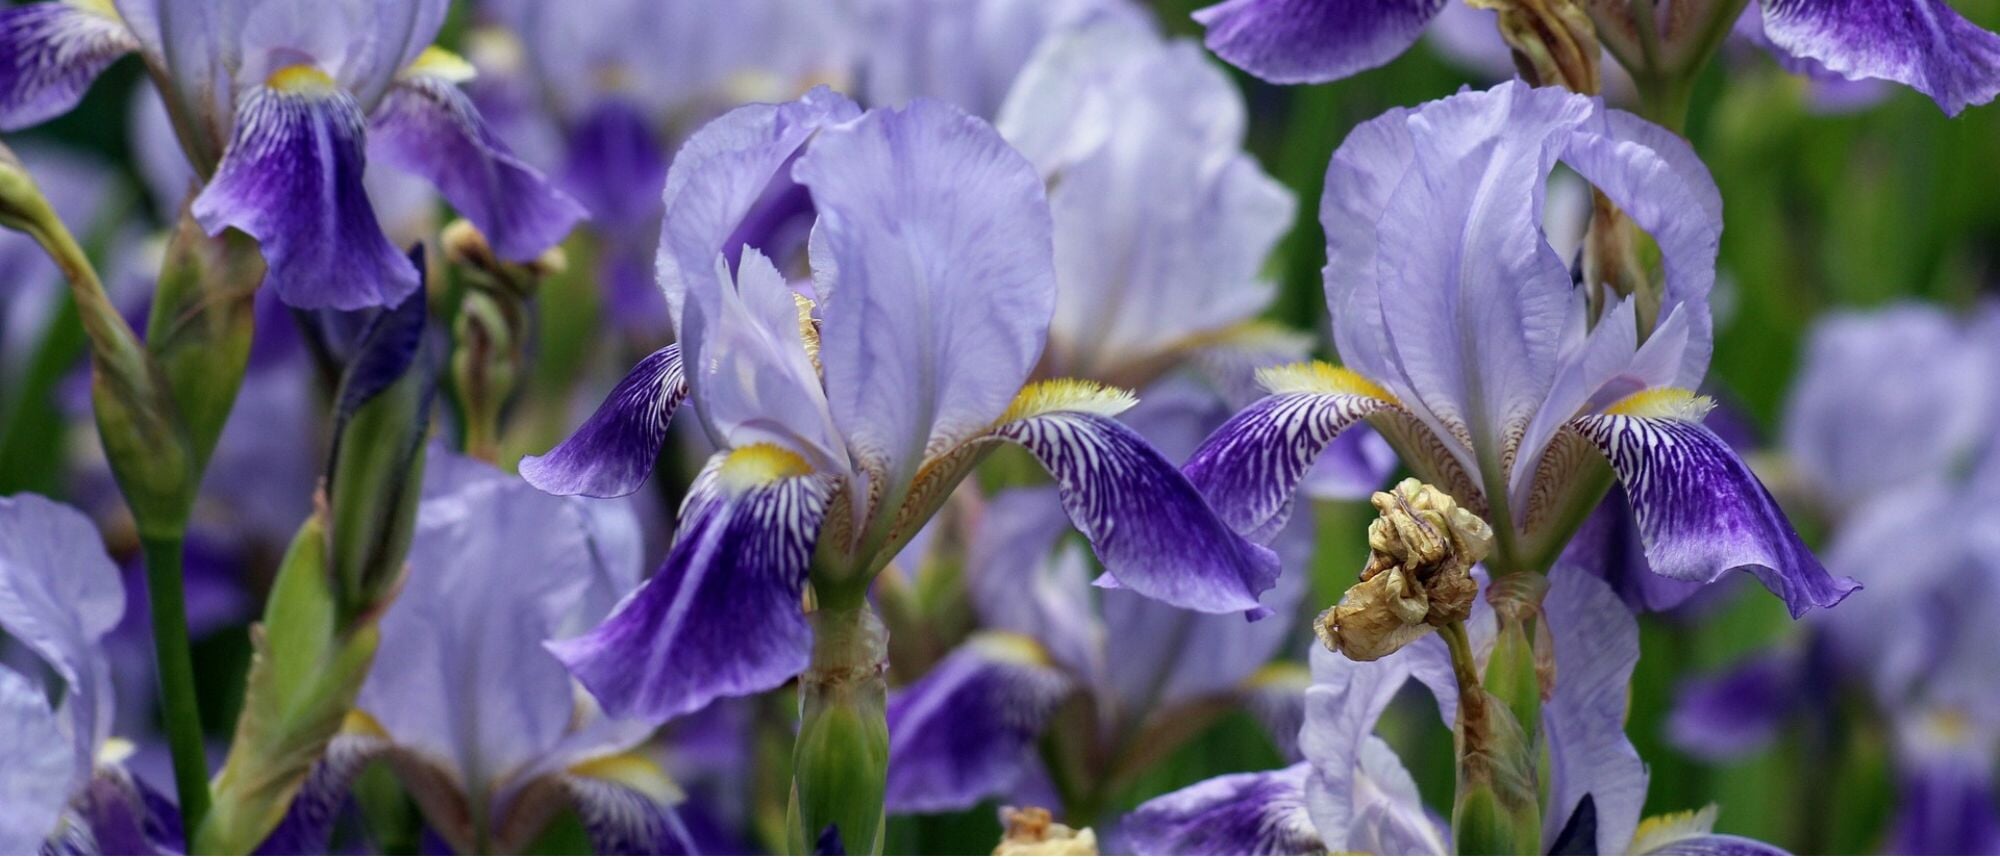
[{"x1": 789, "y1": 604, "x2": 889, "y2": 855}]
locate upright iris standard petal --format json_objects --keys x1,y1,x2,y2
[
  {"x1": 798, "y1": 98, "x2": 1057, "y2": 504},
  {"x1": 192, "y1": 71, "x2": 417, "y2": 309},
  {"x1": 883, "y1": 633, "x2": 1074, "y2": 814},
  {"x1": 1192, "y1": 0, "x2": 1448, "y2": 84},
  {"x1": 680, "y1": 249, "x2": 844, "y2": 470},
  {"x1": 991, "y1": 383, "x2": 1280, "y2": 615},
  {"x1": 1543, "y1": 566, "x2": 1648, "y2": 856},
  {"x1": 0, "y1": 667, "x2": 72, "y2": 853},
  {"x1": 0, "y1": 493, "x2": 125, "y2": 776},
  {"x1": 1570, "y1": 392, "x2": 1861, "y2": 617},
  {"x1": 369, "y1": 61, "x2": 586, "y2": 262},
  {"x1": 550, "y1": 445, "x2": 833, "y2": 721},
  {"x1": 1299, "y1": 645, "x2": 1448, "y2": 855},
  {"x1": 1121, "y1": 763, "x2": 1323, "y2": 856},
  {"x1": 1760, "y1": 0, "x2": 2000, "y2": 115},
  {"x1": 0, "y1": 1, "x2": 138, "y2": 130},
  {"x1": 520, "y1": 345, "x2": 687, "y2": 498}
]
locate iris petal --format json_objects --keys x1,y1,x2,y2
[
  {"x1": 1192, "y1": 0, "x2": 1448, "y2": 84},
  {"x1": 1761, "y1": 0, "x2": 2000, "y2": 115},
  {"x1": 1122, "y1": 763, "x2": 1323, "y2": 856},
  {"x1": 883, "y1": 633, "x2": 1073, "y2": 814},
  {"x1": 520, "y1": 345, "x2": 687, "y2": 499},
  {"x1": 0, "y1": 1, "x2": 137, "y2": 131}
]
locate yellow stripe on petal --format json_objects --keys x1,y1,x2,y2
[
  {"x1": 405, "y1": 46, "x2": 476, "y2": 84},
  {"x1": 717, "y1": 443, "x2": 814, "y2": 493},
  {"x1": 569, "y1": 752, "x2": 686, "y2": 806},
  {"x1": 1602, "y1": 388, "x2": 1716, "y2": 421},
  {"x1": 342, "y1": 709, "x2": 390, "y2": 739},
  {"x1": 966, "y1": 631, "x2": 1054, "y2": 667},
  {"x1": 1628, "y1": 805, "x2": 1719, "y2": 854},
  {"x1": 266, "y1": 64, "x2": 338, "y2": 94},
  {"x1": 1000, "y1": 379, "x2": 1138, "y2": 423},
  {"x1": 1254, "y1": 360, "x2": 1397, "y2": 403},
  {"x1": 96, "y1": 736, "x2": 136, "y2": 767}
]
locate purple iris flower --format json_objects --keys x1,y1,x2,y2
[
  {"x1": 0, "y1": 0, "x2": 585, "y2": 309},
  {"x1": 521, "y1": 89, "x2": 1281, "y2": 723},
  {"x1": 845, "y1": 0, "x2": 1148, "y2": 118},
  {"x1": 266, "y1": 450, "x2": 693, "y2": 854},
  {"x1": 1191, "y1": 0, "x2": 2000, "y2": 115},
  {"x1": 1184, "y1": 81, "x2": 1855, "y2": 616},
  {"x1": 0, "y1": 494, "x2": 180, "y2": 855},
  {"x1": 1123, "y1": 566, "x2": 1784, "y2": 855}
]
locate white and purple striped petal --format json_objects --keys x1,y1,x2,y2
[
  {"x1": 1121, "y1": 763, "x2": 1323, "y2": 855},
  {"x1": 550, "y1": 446, "x2": 833, "y2": 721},
  {"x1": 1192, "y1": 0, "x2": 1449, "y2": 84},
  {"x1": 520, "y1": 345, "x2": 687, "y2": 498},
  {"x1": 1570, "y1": 404, "x2": 1860, "y2": 617},
  {"x1": 1760, "y1": 0, "x2": 2000, "y2": 115},
  {"x1": 563, "y1": 774, "x2": 697, "y2": 856},
  {"x1": 191, "y1": 75, "x2": 417, "y2": 309},
  {"x1": 1543, "y1": 565, "x2": 1648, "y2": 856},
  {"x1": 1184, "y1": 370, "x2": 1397, "y2": 542},
  {"x1": 0, "y1": 1, "x2": 138, "y2": 131},
  {"x1": 368, "y1": 65, "x2": 585, "y2": 262},
  {"x1": 883, "y1": 633, "x2": 1074, "y2": 814}
]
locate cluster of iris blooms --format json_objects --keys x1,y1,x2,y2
[{"x1": 0, "y1": 0, "x2": 1995, "y2": 854}]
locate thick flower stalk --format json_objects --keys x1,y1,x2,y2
[{"x1": 520, "y1": 89, "x2": 1279, "y2": 852}]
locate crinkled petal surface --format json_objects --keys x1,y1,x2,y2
[
  {"x1": 550, "y1": 448, "x2": 833, "y2": 721},
  {"x1": 1122, "y1": 762, "x2": 1323, "y2": 855},
  {"x1": 1543, "y1": 566, "x2": 1648, "y2": 855},
  {"x1": 1570, "y1": 412, "x2": 1859, "y2": 617},
  {"x1": 0, "y1": 2, "x2": 137, "y2": 131},
  {"x1": 1192, "y1": 0, "x2": 1448, "y2": 84},
  {"x1": 520, "y1": 345, "x2": 687, "y2": 498},
  {"x1": 884, "y1": 633, "x2": 1074, "y2": 814},
  {"x1": 192, "y1": 82, "x2": 417, "y2": 309},
  {"x1": 1761, "y1": 0, "x2": 2000, "y2": 115}
]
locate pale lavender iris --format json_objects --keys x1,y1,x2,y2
[
  {"x1": 1184, "y1": 81, "x2": 1855, "y2": 617},
  {"x1": 0, "y1": 0, "x2": 583, "y2": 309},
  {"x1": 265, "y1": 450, "x2": 692, "y2": 855},
  {"x1": 0, "y1": 494, "x2": 179, "y2": 855},
  {"x1": 521, "y1": 90, "x2": 1280, "y2": 723},
  {"x1": 1191, "y1": 0, "x2": 2000, "y2": 114},
  {"x1": 845, "y1": 0, "x2": 1147, "y2": 118}
]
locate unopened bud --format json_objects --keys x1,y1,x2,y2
[
  {"x1": 994, "y1": 807, "x2": 1098, "y2": 856},
  {"x1": 442, "y1": 219, "x2": 565, "y2": 297},
  {"x1": 1315, "y1": 479, "x2": 1493, "y2": 660}
]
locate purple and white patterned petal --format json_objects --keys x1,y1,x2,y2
[
  {"x1": 191, "y1": 71, "x2": 417, "y2": 309},
  {"x1": 1570, "y1": 395, "x2": 1860, "y2": 618},
  {"x1": 256, "y1": 729, "x2": 389, "y2": 854},
  {"x1": 0, "y1": 1, "x2": 138, "y2": 131},
  {"x1": 799, "y1": 98, "x2": 1057, "y2": 505},
  {"x1": 1642, "y1": 833, "x2": 1793, "y2": 855},
  {"x1": 1120, "y1": 763, "x2": 1323, "y2": 856},
  {"x1": 0, "y1": 493, "x2": 125, "y2": 777},
  {"x1": 1628, "y1": 806, "x2": 1792, "y2": 855},
  {"x1": 550, "y1": 445, "x2": 832, "y2": 721},
  {"x1": 563, "y1": 774, "x2": 696, "y2": 856},
  {"x1": 1760, "y1": 0, "x2": 2000, "y2": 115},
  {"x1": 369, "y1": 58, "x2": 586, "y2": 262},
  {"x1": 1543, "y1": 565, "x2": 1648, "y2": 856},
  {"x1": 883, "y1": 633, "x2": 1074, "y2": 814},
  {"x1": 520, "y1": 345, "x2": 687, "y2": 498},
  {"x1": 0, "y1": 667, "x2": 72, "y2": 853},
  {"x1": 1192, "y1": 0, "x2": 1450, "y2": 84},
  {"x1": 1183, "y1": 365, "x2": 1398, "y2": 542},
  {"x1": 992, "y1": 387, "x2": 1281, "y2": 615}
]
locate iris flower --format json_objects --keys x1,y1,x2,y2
[
  {"x1": 1184, "y1": 80, "x2": 1857, "y2": 617},
  {"x1": 521, "y1": 88, "x2": 1280, "y2": 721},
  {"x1": 1122, "y1": 566, "x2": 1784, "y2": 856},
  {"x1": 1190, "y1": 0, "x2": 2000, "y2": 114},
  {"x1": 0, "y1": 494, "x2": 178, "y2": 854},
  {"x1": 0, "y1": 0, "x2": 584, "y2": 309}
]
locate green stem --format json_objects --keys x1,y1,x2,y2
[
  {"x1": 141, "y1": 533, "x2": 212, "y2": 841},
  {"x1": 789, "y1": 600, "x2": 890, "y2": 855}
]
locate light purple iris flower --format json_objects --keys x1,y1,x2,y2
[
  {"x1": 0, "y1": 0, "x2": 584, "y2": 309},
  {"x1": 520, "y1": 89, "x2": 1281, "y2": 723},
  {"x1": 265, "y1": 450, "x2": 693, "y2": 855},
  {"x1": 1191, "y1": 0, "x2": 2000, "y2": 115},
  {"x1": 0, "y1": 494, "x2": 179, "y2": 855},
  {"x1": 844, "y1": 0, "x2": 1148, "y2": 118},
  {"x1": 1123, "y1": 566, "x2": 1785, "y2": 856},
  {"x1": 883, "y1": 378, "x2": 1318, "y2": 815},
  {"x1": 1183, "y1": 81, "x2": 1855, "y2": 616}
]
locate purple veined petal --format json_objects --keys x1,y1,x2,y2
[
  {"x1": 1120, "y1": 762, "x2": 1323, "y2": 856},
  {"x1": 1630, "y1": 806, "x2": 1792, "y2": 855},
  {"x1": 1642, "y1": 834, "x2": 1793, "y2": 855},
  {"x1": 0, "y1": 666, "x2": 71, "y2": 853},
  {"x1": 74, "y1": 764, "x2": 183, "y2": 855},
  {"x1": 1182, "y1": 364, "x2": 1399, "y2": 542},
  {"x1": 1570, "y1": 392, "x2": 1861, "y2": 618},
  {"x1": 1299, "y1": 645, "x2": 1449, "y2": 855},
  {"x1": 1760, "y1": 0, "x2": 2000, "y2": 115},
  {"x1": 191, "y1": 73, "x2": 418, "y2": 310},
  {"x1": 369, "y1": 58, "x2": 586, "y2": 262},
  {"x1": 0, "y1": 1, "x2": 138, "y2": 131},
  {"x1": 1666, "y1": 651, "x2": 1803, "y2": 761},
  {"x1": 550, "y1": 445, "x2": 834, "y2": 721},
  {"x1": 520, "y1": 345, "x2": 687, "y2": 498},
  {"x1": 257, "y1": 728, "x2": 390, "y2": 855},
  {"x1": 1562, "y1": 484, "x2": 1708, "y2": 614},
  {"x1": 562, "y1": 772, "x2": 696, "y2": 856},
  {"x1": 799, "y1": 98, "x2": 1057, "y2": 507},
  {"x1": 1192, "y1": 0, "x2": 1449, "y2": 84},
  {"x1": 0, "y1": 493, "x2": 125, "y2": 778},
  {"x1": 884, "y1": 633, "x2": 1074, "y2": 814},
  {"x1": 991, "y1": 384, "x2": 1280, "y2": 615},
  {"x1": 1542, "y1": 565, "x2": 1648, "y2": 856}
]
